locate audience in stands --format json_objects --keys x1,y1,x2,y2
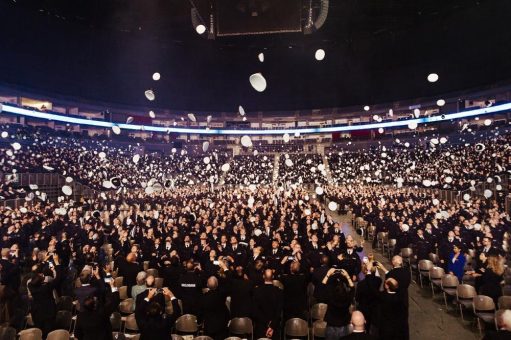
[{"x1": 0, "y1": 125, "x2": 509, "y2": 340}]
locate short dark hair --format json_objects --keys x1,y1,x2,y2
[{"x1": 147, "y1": 301, "x2": 162, "y2": 317}]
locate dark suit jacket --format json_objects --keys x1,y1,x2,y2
[
  {"x1": 227, "y1": 275, "x2": 253, "y2": 318},
  {"x1": 135, "y1": 298, "x2": 181, "y2": 340},
  {"x1": 252, "y1": 283, "x2": 283, "y2": 335},
  {"x1": 28, "y1": 266, "x2": 64, "y2": 334},
  {"x1": 0, "y1": 258, "x2": 20, "y2": 291},
  {"x1": 74, "y1": 290, "x2": 120, "y2": 340},
  {"x1": 116, "y1": 258, "x2": 142, "y2": 296},
  {"x1": 201, "y1": 289, "x2": 230, "y2": 335},
  {"x1": 281, "y1": 273, "x2": 308, "y2": 319},
  {"x1": 74, "y1": 284, "x2": 99, "y2": 312}
]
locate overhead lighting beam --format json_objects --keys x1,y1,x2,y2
[{"x1": 2, "y1": 102, "x2": 510, "y2": 136}]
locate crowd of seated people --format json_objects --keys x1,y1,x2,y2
[
  {"x1": 326, "y1": 183, "x2": 510, "y2": 312},
  {"x1": 223, "y1": 155, "x2": 274, "y2": 186},
  {"x1": 0, "y1": 122, "x2": 510, "y2": 339},
  {"x1": 278, "y1": 154, "x2": 328, "y2": 185},
  {"x1": 0, "y1": 131, "x2": 231, "y2": 196},
  {"x1": 327, "y1": 130, "x2": 511, "y2": 190},
  {"x1": 0, "y1": 181, "x2": 419, "y2": 340}
]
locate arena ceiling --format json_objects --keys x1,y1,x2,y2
[{"x1": 0, "y1": 0, "x2": 510, "y2": 113}]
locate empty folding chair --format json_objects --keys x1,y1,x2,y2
[
  {"x1": 473, "y1": 295, "x2": 496, "y2": 336},
  {"x1": 124, "y1": 313, "x2": 139, "y2": 334},
  {"x1": 428, "y1": 266, "x2": 445, "y2": 297},
  {"x1": 284, "y1": 318, "x2": 309, "y2": 340},
  {"x1": 225, "y1": 337, "x2": 242, "y2": 340},
  {"x1": 119, "y1": 286, "x2": 129, "y2": 300},
  {"x1": 428, "y1": 253, "x2": 440, "y2": 266},
  {"x1": 418, "y1": 260, "x2": 433, "y2": 288},
  {"x1": 174, "y1": 314, "x2": 199, "y2": 336},
  {"x1": 400, "y1": 248, "x2": 414, "y2": 279},
  {"x1": 310, "y1": 303, "x2": 328, "y2": 322},
  {"x1": 441, "y1": 274, "x2": 459, "y2": 309},
  {"x1": 456, "y1": 284, "x2": 476, "y2": 321},
  {"x1": 498, "y1": 296, "x2": 511, "y2": 310},
  {"x1": 376, "y1": 232, "x2": 387, "y2": 250},
  {"x1": 18, "y1": 328, "x2": 43, "y2": 340},
  {"x1": 46, "y1": 329, "x2": 70, "y2": 340},
  {"x1": 114, "y1": 276, "x2": 124, "y2": 288},
  {"x1": 367, "y1": 225, "x2": 376, "y2": 242},
  {"x1": 119, "y1": 298, "x2": 135, "y2": 314},
  {"x1": 312, "y1": 320, "x2": 326, "y2": 339},
  {"x1": 228, "y1": 317, "x2": 253, "y2": 340}
]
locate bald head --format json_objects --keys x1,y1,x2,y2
[
  {"x1": 497, "y1": 310, "x2": 511, "y2": 330},
  {"x1": 391, "y1": 255, "x2": 403, "y2": 268},
  {"x1": 351, "y1": 311, "x2": 366, "y2": 331},
  {"x1": 126, "y1": 252, "x2": 137, "y2": 263},
  {"x1": 263, "y1": 269, "x2": 273, "y2": 283},
  {"x1": 207, "y1": 276, "x2": 218, "y2": 290}
]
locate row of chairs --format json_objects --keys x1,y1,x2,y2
[{"x1": 361, "y1": 220, "x2": 510, "y2": 336}]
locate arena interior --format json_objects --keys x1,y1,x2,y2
[{"x1": 0, "y1": 1, "x2": 511, "y2": 340}]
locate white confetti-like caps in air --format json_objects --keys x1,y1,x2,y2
[
  {"x1": 249, "y1": 73, "x2": 267, "y2": 92},
  {"x1": 427, "y1": 73, "x2": 439, "y2": 83},
  {"x1": 241, "y1": 135, "x2": 253, "y2": 147},
  {"x1": 62, "y1": 185, "x2": 73, "y2": 196},
  {"x1": 315, "y1": 49, "x2": 325, "y2": 61},
  {"x1": 145, "y1": 90, "x2": 155, "y2": 101}
]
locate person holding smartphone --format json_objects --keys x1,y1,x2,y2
[{"x1": 322, "y1": 267, "x2": 355, "y2": 340}]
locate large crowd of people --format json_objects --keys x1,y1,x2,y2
[{"x1": 0, "y1": 122, "x2": 509, "y2": 340}]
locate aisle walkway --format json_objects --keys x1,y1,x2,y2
[{"x1": 328, "y1": 210, "x2": 480, "y2": 340}]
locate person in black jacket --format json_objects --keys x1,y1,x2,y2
[
  {"x1": 252, "y1": 269, "x2": 283, "y2": 339},
  {"x1": 116, "y1": 253, "x2": 142, "y2": 297},
  {"x1": 177, "y1": 260, "x2": 204, "y2": 316},
  {"x1": 74, "y1": 279, "x2": 120, "y2": 340},
  {"x1": 28, "y1": 255, "x2": 64, "y2": 337},
  {"x1": 375, "y1": 278, "x2": 408, "y2": 340},
  {"x1": 200, "y1": 276, "x2": 230, "y2": 340},
  {"x1": 281, "y1": 261, "x2": 309, "y2": 320},
  {"x1": 355, "y1": 262, "x2": 382, "y2": 333},
  {"x1": 135, "y1": 287, "x2": 181, "y2": 340},
  {"x1": 226, "y1": 266, "x2": 253, "y2": 318},
  {"x1": 322, "y1": 268, "x2": 355, "y2": 340}
]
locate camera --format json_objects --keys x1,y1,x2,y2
[{"x1": 373, "y1": 261, "x2": 378, "y2": 267}]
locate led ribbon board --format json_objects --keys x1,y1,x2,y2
[{"x1": 2, "y1": 103, "x2": 511, "y2": 136}]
